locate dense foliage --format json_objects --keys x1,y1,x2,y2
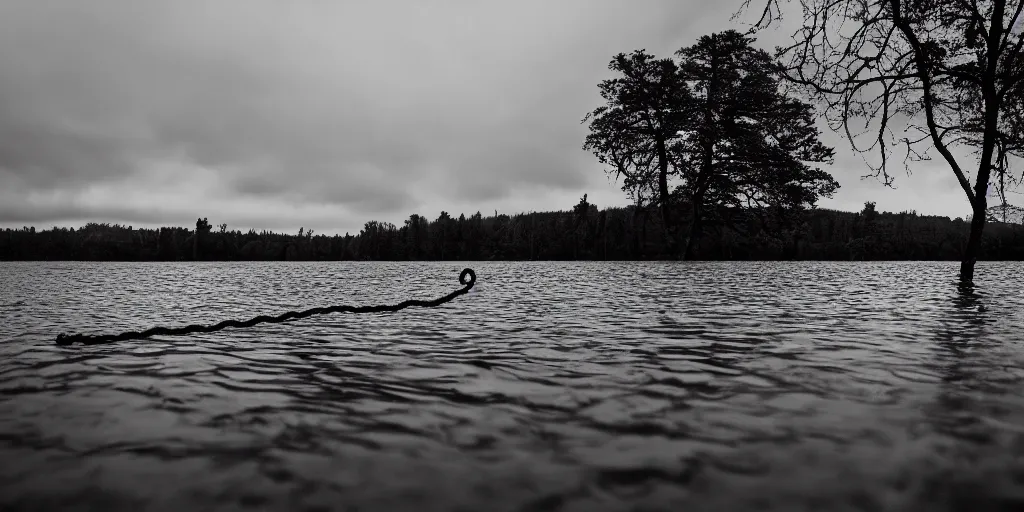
[
  {"x1": 3, "y1": 201, "x2": 1022, "y2": 261},
  {"x1": 583, "y1": 30, "x2": 838, "y2": 259}
]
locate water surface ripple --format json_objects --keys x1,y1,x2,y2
[{"x1": 2, "y1": 261, "x2": 1024, "y2": 511}]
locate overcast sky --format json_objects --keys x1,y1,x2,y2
[{"x1": 0, "y1": 0, "x2": 992, "y2": 235}]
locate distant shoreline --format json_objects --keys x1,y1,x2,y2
[
  {"x1": 1, "y1": 258, "x2": 1021, "y2": 262},
  {"x1": 3, "y1": 205, "x2": 1023, "y2": 262}
]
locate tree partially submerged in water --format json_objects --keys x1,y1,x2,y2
[
  {"x1": 741, "y1": 0, "x2": 1024, "y2": 283},
  {"x1": 583, "y1": 31, "x2": 838, "y2": 259}
]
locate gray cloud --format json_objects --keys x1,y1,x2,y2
[{"x1": 0, "y1": 0, "x2": 982, "y2": 234}]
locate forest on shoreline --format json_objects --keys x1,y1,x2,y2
[{"x1": 3, "y1": 200, "x2": 1024, "y2": 262}]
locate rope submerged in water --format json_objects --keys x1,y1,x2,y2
[{"x1": 55, "y1": 268, "x2": 476, "y2": 347}]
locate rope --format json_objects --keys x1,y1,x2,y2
[{"x1": 55, "y1": 268, "x2": 476, "y2": 347}]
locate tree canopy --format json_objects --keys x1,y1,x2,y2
[
  {"x1": 582, "y1": 50, "x2": 690, "y2": 251},
  {"x1": 584, "y1": 30, "x2": 838, "y2": 258}
]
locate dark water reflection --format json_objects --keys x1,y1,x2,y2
[{"x1": 1, "y1": 261, "x2": 1023, "y2": 511}]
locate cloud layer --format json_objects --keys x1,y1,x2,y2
[{"x1": 0, "y1": 0, "x2": 982, "y2": 234}]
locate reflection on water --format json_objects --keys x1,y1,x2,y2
[{"x1": 1, "y1": 261, "x2": 1023, "y2": 511}]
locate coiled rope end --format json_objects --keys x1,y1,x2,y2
[{"x1": 459, "y1": 268, "x2": 476, "y2": 289}]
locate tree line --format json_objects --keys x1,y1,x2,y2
[{"x1": 3, "y1": 200, "x2": 1023, "y2": 261}]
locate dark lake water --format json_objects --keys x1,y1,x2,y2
[{"x1": 2, "y1": 261, "x2": 1024, "y2": 511}]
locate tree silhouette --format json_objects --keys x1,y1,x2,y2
[
  {"x1": 584, "y1": 32, "x2": 837, "y2": 258},
  {"x1": 673, "y1": 30, "x2": 837, "y2": 258},
  {"x1": 584, "y1": 50, "x2": 691, "y2": 254},
  {"x1": 743, "y1": 0, "x2": 1024, "y2": 282},
  {"x1": 196, "y1": 218, "x2": 212, "y2": 234},
  {"x1": 194, "y1": 217, "x2": 213, "y2": 260}
]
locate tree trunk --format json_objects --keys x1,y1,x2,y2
[
  {"x1": 960, "y1": 208, "x2": 985, "y2": 283},
  {"x1": 683, "y1": 200, "x2": 703, "y2": 260},
  {"x1": 959, "y1": 40, "x2": 1000, "y2": 284},
  {"x1": 655, "y1": 136, "x2": 676, "y2": 256},
  {"x1": 639, "y1": 208, "x2": 648, "y2": 258},
  {"x1": 961, "y1": 170, "x2": 991, "y2": 283}
]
